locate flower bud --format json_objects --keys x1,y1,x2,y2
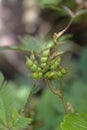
[{"x1": 42, "y1": 49, "x2": 50, "y2": 57}]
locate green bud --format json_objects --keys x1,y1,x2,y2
[
  {"x1": 61, "y1": 68, "x2": 67, "y2": 75},
  {"x1": 32, "y1": 72, "x2": 43, "y2": 79},
  {"x1": 30, "y1": 52, "x2": 36, "y2": 61},
  {"x1": 48, "y1": 71, "x2": 55, "y2": 78},
  {"x1": 37, "y1": 67, "x2": 42, "y2": 72},
  {"x1": 50, "y1": 57, "x2": 61, "y2": 70},
  {"x1": 40, "y1": 63, "x2": 47, "y2": 68},
  {"x1": 42, "y1": 49, "x2": 50, "y2": 57},
  {"x1": 50, "y1": 63, "x2": 57, "y2": 70},
  {"x1": 26, "y1": 57, "x2": 33, "y2": 68},
  {"x1": 44, "y1": 71, "x2": 50, "y2": 78},
  {"x1": 40, "y1": 57, "x2": 48, "y2": 63},
  {"x1": 31, "y1": 64, "x2": 38, "y2": 71},
  {"x1": 45, "y1": 71, "x2": 55, "y2": 79},
  {"x1": 56, "y1": 71, "x2": 62, "y2": 78}
]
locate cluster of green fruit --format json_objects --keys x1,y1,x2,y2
[{"x1": 26, "y1": 48, "x2": 67, "y2": 80}]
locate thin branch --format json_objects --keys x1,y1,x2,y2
[
  {"x1": 46, "y1": 79, "x2": 68, "y2": 113},
  {"x1": 53, "y1": 17, "x2": 73, "y2": 45},
  {"x1": 59, "y1": 79, "x2": 67, "y2": 113},
  {"x1": 46, "y1": 79, "x2": 62, "y2": 97}
]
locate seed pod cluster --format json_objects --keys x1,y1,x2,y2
[
  {"x1": 26, "y1": 52, "x2": 42, "y2": 79},
  {"x1": 40, "y1": 49, "x2": 50, "y2": 68},
  {"x1": 26, "y1": 49, "x2": 67, "y2": 80}
]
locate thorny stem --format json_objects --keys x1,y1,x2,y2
[{"x1": 46, "y1": 79, "x2": 68, "y2": 113}]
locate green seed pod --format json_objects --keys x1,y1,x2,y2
[
  {"x1": 57, "y1": 57, "x2": 61, "y2": 63},
  {"x1": 37, "y1": 67, "x2": 42, "y2": 72},
  {"x1": 48, "y1": 71, "x2": 55, "y2": 78},
  {"x1": 26, "y1": 57, "x2": 33, "y2": 68},
  {"x1": 50, "y1": 63, "x2": 57, "y2": 70},
  {"x1": 42, "y1": 49, "x2": 50, "y2": 57},
  {"x1": 40, "y1": 63, "x2": 47, "y2": 68},
  {"x1": 32, "y1": 72, "x2": 43, "y2": 79},
  {"x1": 61, "y1": 68, "x2": 67, "y2": 75},
  {"x1": 31, "y1": 64, "x2": 38, "y2": 71},
  {"x1": 40, "y1": 57, "x2": 48, "y2": 63},
  {"x1": 50, "y1": 57, "x2": 61, "y2": 70},
  {"x1": 44, "y1": 71, "x2": 51, "y2": 78},
  {"x1": 56, "y1": 71, "x2": 63, "y2": 78},
  {"x1": 45, "y1": 71, "x2": 55, "y2": 79},
  {"x1": 30, "y1": 52, "x2": 36, "y2": 62}
]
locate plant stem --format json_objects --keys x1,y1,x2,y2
[
  {"x1": 46, "y1": 79, "x2": 68, "y2": 113},
  {"x1": 46, "y1": 79, "x2": 62, "y2": 97},
  {"x1": 59, "y1": 79, "x2": 67, "y2": 113}
]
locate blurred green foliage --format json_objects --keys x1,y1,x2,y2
[{"x1": 0, "y1": 0, "x2": 87, "y2": 129}]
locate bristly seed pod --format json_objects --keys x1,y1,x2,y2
[
  {"x1": 40, "y1": 63, "x2": 47, "y2": 68},
  {"x1": 31, "y1": 64, "x2": 38, "y2": 71},
  {"x1": 56, "y1": 71, "x2": 63, "y2": 78},
  {"x1": 61, "y1": 68, "x2": 67, "y2": 75},
  {"x1": 42, "y1": 49, "x2": 50, "y2": 57},
  {"x1": 26, "y1": 57, "x2": 33, "y2": 68},
  {"x1": 44, "y1": 71, "x2": 51, "y2": 78},
  {"x1": 50, "y1": 57, "x2": 61, "y2": 70},
  {"x1": 47, "y1": 71, "x2": 55, "y2": 78},
  {"x1": 32, "y1": 72, "x2": 43, "y2": 79},
  {"x1": 30, "y1": 52, "x2": 36, "y2": 61},
  {"x1": 40, "y1": 57, "x2": 48, "y2": 63},
  {"x1": 45, "y1": 71, "x2": 55, "y2": 79},
  {"x1": 37, "y1": 67, "x2": 42, "y2": 72}
]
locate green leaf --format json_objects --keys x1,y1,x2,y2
[
  {"x1": 12, "y1": 109, "x2": 19, "y2": 123},
  {"x1": 39, "y1": 0, "x2": 60, "y2": 7},
  {"x1": 0, "y1": 123, "x2": 6, "y2": 129},
  {"x1": 61, "y1": 113, "x2": 87, "y2": 130},
  {"x1": 13, "y1": 117, "x2": 32, "y2": 129},
  {"x1": 0, "y1": 73, "x2": 4, "y2": 84},
  {"x1": 0, "y1": 97, "x2": 7, "y2": 125},
  {"x1": 0, "y1": 46, "x2": 31, "y2": 53},
  {"x1": 0, "y1": 87, "x2": 14, "y2": 125},
  {"x1": 58, "y1": 34, "x2": 72, "y2": 42}
]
